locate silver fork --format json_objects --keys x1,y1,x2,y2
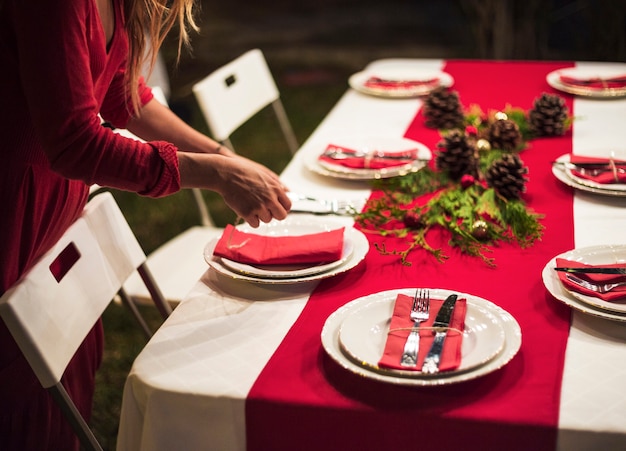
[
  {"x1": 400, "y1": 289, "x2": 430, "y2": 367},
  {"x1": 566, "y1": 273, "x2": 626, "y2": 293}
]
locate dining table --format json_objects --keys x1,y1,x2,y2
[{"x1": 116, "y1": 58, "x2": 626, "y2": 451}]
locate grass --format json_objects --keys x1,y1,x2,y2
[{"x1": 91, "y1": 64, "x2": 348, "y2": 450}]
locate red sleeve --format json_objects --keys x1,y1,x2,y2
[{"x1": 6, "y1": 0, "x2": 180, "y2": 197}]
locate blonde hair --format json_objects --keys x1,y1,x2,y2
[{"x1": 124, "y1": 0, "x2": 199, "y2": 114}]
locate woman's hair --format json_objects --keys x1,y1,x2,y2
[{"x1": 124, "y1": 0, "x2": 199, "y2": 114}]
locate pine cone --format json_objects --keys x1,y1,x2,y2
[
  {"x1": 485, "y1": 154, "x2": 528, "y2": 200},
  {"x1": 435, "y1": 129, "x2": 478, "y2": 180},
  {"x1": 488, "y1": 119, "x2": 522, "y2": 151},
  {"x1": 423, "y1": 86, "x2": 465, "y2": 129},
  {"x1": 528, "y1": 93, "x2": 569, "y2": 137}
]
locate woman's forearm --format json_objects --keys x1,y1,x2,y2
[{"x1": 126, "y1": 97, "x2": 232, "y2": 155}]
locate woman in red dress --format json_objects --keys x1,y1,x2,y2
[{"x1": 0, "y1": 0, "x2": 291, "y2": 448}]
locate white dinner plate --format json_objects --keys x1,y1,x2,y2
[
  {"x1": 204, "y1": 217, "x2": 369, "y2": 284},
  {"x1": 306, "y1": 136, "x2": 431, "y2": 181},
  {"x1": 349, "y1": 68, "x2": 454, "y2": 98},
  {"x1": 546, "y1": 67, "x2": 626, "y2": 98},
  {"x1": 552, "y1": 154, "x2": 626, "y2": 197},
  {"x1": 542, "y1": 245, "x2": 626, "y2": 319},
  {"x1": 337, "y1": 291, "x2": 505, "y2": 378},
  {"x1": 321, "y1": 288, "x2": 521, "y2": 386}
]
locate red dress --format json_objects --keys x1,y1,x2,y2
[{"x1": 0, "y1": 0, "x2": 181, "y2": 449}]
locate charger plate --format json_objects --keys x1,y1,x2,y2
[
  {"x1": 349, "y1": 68, "x2": 454, "y2": 98},
  {"x1": 307, "y1": 136, "x2": 431, "y2": 181},
  {"x1": 321, "y1": 288, "x2": 521, "y2": 386},
  {"x1": 552, "y1": 154, "x2": 626, "y2": 197},
  {"x1": 547, "y1": 67, "x2": 626, "y2": 98},
  {"x1": 204, "y1": 217, "x2": 369, "y2": 284},
  {"x1": 543, "y1": 245, "x2": 626, "y2": 320}
]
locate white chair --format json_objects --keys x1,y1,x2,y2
[
  {"x1": 0, "y1": 192, "x2": 170, "y2": 451},
  {"x1": 116, "y1": 90, "x2": 223, "y2": 306},
  {"x1": 192, "y1": 48, "x2": 299, "y2": 155}
]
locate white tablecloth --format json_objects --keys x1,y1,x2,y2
[{"x1": 117, "y1": 59, "x2": 626, "y2": 451}]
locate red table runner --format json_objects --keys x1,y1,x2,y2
[{"x1": 247, "y1": 61, "x2": 575, "y2": 451}]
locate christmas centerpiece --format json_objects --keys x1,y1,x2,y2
[{"x1": 354, "y1": 87, "x2": 572, "y2": 266}]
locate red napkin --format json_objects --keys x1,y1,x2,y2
[
  {"x1": 568, "y1": 155, "x2": 626, "y2": 184},
  {"x1": 378, "y1": 294, "x2": 467, "y2": 372},
  {"x1": 319, "y1": 144, "x2": 418, "y2": 169},
  {"x1": 364, "y1": 76, "x2": 439, "y2": 91},
  {"x1": 559, "y1": 74, "x2": 626, "y2": 90},
  {"x1": 213, "y1": 224, "x2": 345, "y2": 265},
  {"x1": 556, "y1": 258, "x2": 626, "y2": 302}
]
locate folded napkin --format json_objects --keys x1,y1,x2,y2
[
  {"x1": 319, "y1": 144, "x2": 418, "y2": 169},
  {"x1": 213, "y1": 224, "x2": 345, "y2": 265},
  {"x1": 559, "y1": 74, "x2": 626, "y2": 90},
  {"x1": 556, "y1": 258, "x2": 626, "y2": 302},
  {"x1": 378, "y1": 294, "x2": 467, "y2": 372},
  {"x1": 364, "y1": 76, "x2": 439, "y2": 91},
  {"x1": 568, "y1": 155, "x2": 626, "y2": 184}
]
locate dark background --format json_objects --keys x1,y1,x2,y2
[{"x1": 161, "y1": 0, "x2": 626, "y2": 100}]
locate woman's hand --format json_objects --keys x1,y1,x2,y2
[{"x1": 178, "y1": 152, "x2": 291, "y2": 227}]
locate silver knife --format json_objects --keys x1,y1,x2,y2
[
  {"x1": 554, "y1": 267, "x2": 626, "y2": 275},
  {"x1": 421, "y1": 294, "x2": 458, "y2": 374}
]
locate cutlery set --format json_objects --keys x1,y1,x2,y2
[
  {"x1": 400, "y1": 290, "x2": 459, "y2": 374},
  {"x1": 555, "y1": 266, "x2": 626, "y2": 294},
  {"x1": 288, "y1": 193, "x2": 356, "y2": 216},
  {"x1": 322, "y1": 146, "x2": 420, "y2": 161},
  {"x1": 552, "y1": 161, "x2": 626, "y2": 175},
  {"x1": 565, "y1": 273, "x2": 626, "y2": 294}
]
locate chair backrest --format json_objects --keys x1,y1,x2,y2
[
  {"x1": 0, "y1": 192, "x2": 167, "y2": 450},
  {"x1": 0, "y1": 192, "x2": 150, "y2": 388},
  {"x1": 192, "y1": 48, "x2": 299, "y2": 154}
]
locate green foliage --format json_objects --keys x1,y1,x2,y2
[
  {"x1": 356, "y1": 173, "x2": 544, "y2": 266},
  {"x1": 353, "y1": 94, "x2": 572, "y2": 265}
]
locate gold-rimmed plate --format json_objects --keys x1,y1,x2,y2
[
  {"x1": 321, "y1": 288, "x2": 521, "y2": 386},
  {"x1": 204, "y1": 217, "x2": 369, "y2": 284},
  {"x1": 547, "y1": 67, "x2": 626, "y2": 99},
  {"x1": 349, "y1": 68, "x2": 454, "y2": 98},
  {"x1": 337, "y1": 290, "x2": 506, "y2": 379},
  {"x1": 306, "y1": 136, "x2": 431, "y2": 181},
  {"x1": 543, "y1": 245, "x2": 626, "y2": 319},
  {"x1": 552, "y1": 154, "x2": 626, "y2": 197}
]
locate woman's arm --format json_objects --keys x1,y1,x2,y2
[
  {"x1": 126, "y1": 97, "x2": 232, "y2": 155},
  {"x1": 128, "y1": 97, "x2": 292, "y2": 226}
]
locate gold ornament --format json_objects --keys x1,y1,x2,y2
[
  {"x1": 494, "y1": 111, "x2": 508, "y2": 121},
  {"x1": 472, "y1": 220, "x2": 489, "y2": 240},
  {"x1": 476, "y1": 139, "x2": 491, "y2": 152}
]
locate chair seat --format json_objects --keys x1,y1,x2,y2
[{"x1": 124, "y1": 225, "x2": 223, "y2": 306}]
